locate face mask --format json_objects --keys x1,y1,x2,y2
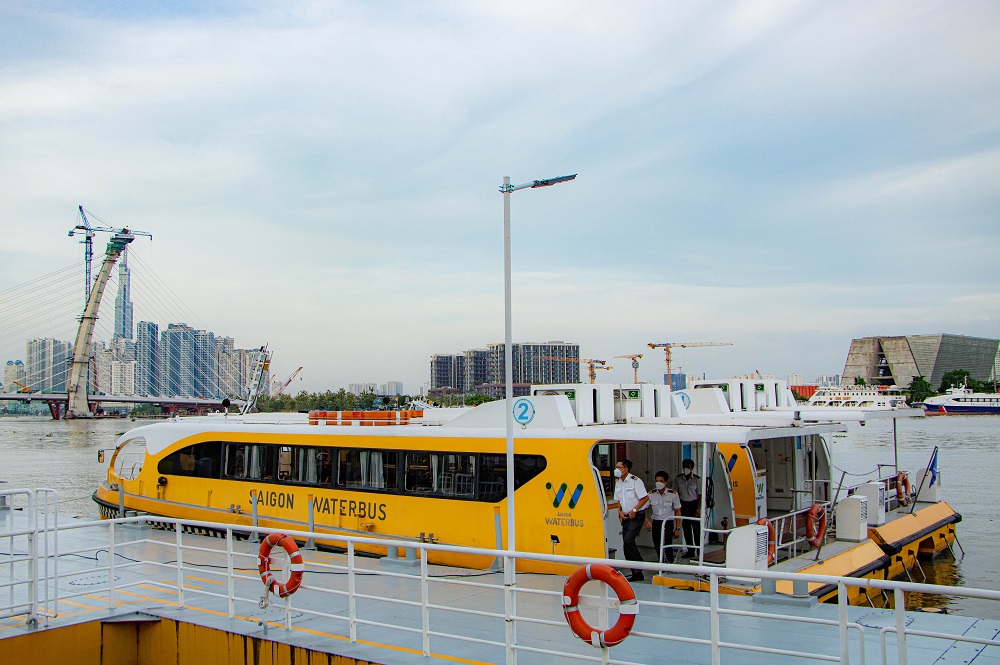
[
  {"x1": 613, "y1": 468, "x2": 623, "y2": 479},
  {"x1": 655, "y1": 481, "x2": 666, "y2": 490},
  {"x1": 683, "y1": 468, "x2": 692, "y2": 476}
]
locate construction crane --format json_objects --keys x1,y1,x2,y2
[
  {"x1": 11, "y1": 381, "x2": 31, "y2": 393},
  {"x1": 614, "y1": 354, "x2": 643, "y2": 383},
  {"x1": 582, "y1": 359, "x2": 612, "y2": 384},
  {"x1": 69, "y1": 205, "x2": 152, "y2": 307},
  {"x1": 271, "y1": 366, "x2": 304, "y2": 396},
  {"x1": 647, "y1": 342, "x2": 733, "y2": 387}
]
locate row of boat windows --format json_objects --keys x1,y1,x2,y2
[
  {"x1": 954, "y1": 398, "x2": 999, "y2": 403},
  {"x1": 156, "y1": 442, "x2": 547, "y2": 502}
]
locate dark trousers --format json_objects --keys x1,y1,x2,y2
[
  {"x1": 680, "y1": 500, "x2": 700, "y2": 552},
  {"x1": 651, "y1": 519, "x2": 675, "y2": 563},
  {"x1": 621, "y1": 516, "x2": 645, "y2": 577}
]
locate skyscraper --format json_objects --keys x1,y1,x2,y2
[
  {"x1": 25, "y1": 338, "x2": 72, "y2": 393},
  {"x1": 113, "y1": 253, "x2": 134, "y2": 340},
  {"x1": 160, "y1": 323, "x2": 196, "y2": 397},
  {"x1": 135, "y1": 320, "x2": 159, "y2": 396}
]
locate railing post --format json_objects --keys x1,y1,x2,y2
[
  {"x1": 348, "y1": 541, "x2": 357, "y2": 643},
  {"x1": 226, "y1": 528, "x2": 235, "y2": 618},
  {"x1": 26, "y1": 491, "x2": 37, "y2": 624},
  {"x1": 305, "y1": 494, "x2": 316, "y2": 550},
  {"x1": 710, "y1": 572, "x2": 721, "y2": 665},
  {"x1": 249, "y1": 491, "x2": 260, "y2": 544},
  {"x1": 175, "y1": 522, "x2": 184, "y2": 608},
  {"x1": 838, "y1": 582, "x2": 850, "y2": 664},
  {"x1": 894, "y1": 588, "x2": 908, "y2": 665},
  {"x1": 284, "y1": 594, "x2": 291, "y2": 630},
  {"x1": 107, "y1": 520, "x2": 115, "y2": 611},
  {"x1": 504, "y1": 554, "x2": 517, "y2": 665},
  {"x1": 420, "y1": 547, "x2": 430, "y2": 656}
]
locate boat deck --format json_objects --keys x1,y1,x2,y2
[{"x1": 2, "y1": 508, "x2": 999, "y2": 664}]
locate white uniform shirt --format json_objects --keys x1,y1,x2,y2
[
  {"x1": 648, "y1": 488, "x2": 682, "y2": 521},
  {"x1": 613, "y1": 474, "x2": 648, "y2": 513}
]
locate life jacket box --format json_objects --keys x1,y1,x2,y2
[
  {"x1": 725, "y1": 523, "x2": 769, "y2": 581},
  {"x1": 835, "y1": 495, "x2": 868, "y2": 542},
  {"x1": 853, "y1": 482, "x2": 886, "y2": 526}
]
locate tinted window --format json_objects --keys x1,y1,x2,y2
[
  {"x1": 157, "y1": 442, "x2": 221, "y2": 478},
  {"x1": 222, "y1": 443, "x2": 276, "y2": 481},
  {"x1": 278, "y1": 446, "x2": 332, "y2": 485},
  {"x1": 478, "y1": 454, "x2": 547, "y2": 502},
  {"x1": 339, "y1": 450, "x2": 397, "y2": 490}
]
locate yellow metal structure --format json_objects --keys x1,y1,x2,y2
[{"x1": 647, "y1": 341, "x2": 732, "y2": 385}]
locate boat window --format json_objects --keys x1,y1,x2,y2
[
  {"x1": 339, "y1": 450, "x2": 398, "y2": 490},
  {"x1": 430, "y1": 452, "x2": 476, "y2": 498},
  {"x1": 278, "y1": 446, "x2": 333, "y2": 485},
  {"x1": 477, "y1": 454, "x2": 547, "y2": 503},
  {"x1": 158, "y1": 441, "x2": 222, "y2": 478},
  {"x1": 223, "y1": 443, "x2": 276, "y2": 481}
]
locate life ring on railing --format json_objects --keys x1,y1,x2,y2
[
  {"x1": 756, "y1": 518, "x2": 776, "y2": 565},
  {"x1": 257, "y1": 533, "x2": 304, "y2": 598},
  {"x1": 806, "y1": 504, "x2": 828, "y2": 549},
  {"x1": 562, "y1": 564, "x2": 637, "y2": 648},
  {"x1": 895, "y1": 472, "x2": 911, "y2": 506}
]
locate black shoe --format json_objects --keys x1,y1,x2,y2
[{"x1": 629, "y1": 574, "x2": 644, "y2": 582}]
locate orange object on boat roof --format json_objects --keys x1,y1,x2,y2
[{"x1": 307, "y1": 410, "x2": 422, "y2": 426}]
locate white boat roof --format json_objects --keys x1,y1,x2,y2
[{"x1": 120, "y1": 402, "x2": 846, "y2": 458}]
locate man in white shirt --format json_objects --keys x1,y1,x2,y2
[
  {"x1": 645, "y1": 470, "x2": 682, "y2": 563},
  {"x1": 607, "y1": 458, "x2": 649, "y2": 581}
]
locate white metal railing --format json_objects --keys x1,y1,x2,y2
[{"x1": 2, "y1": 492, "x2": 1000, "y2": 665}]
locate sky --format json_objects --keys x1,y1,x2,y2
[{"x1": 1, "y1": 1, "x2": 998, "y2": 394}]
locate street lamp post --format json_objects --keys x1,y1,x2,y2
[{"x1": 499, "y1": 173, "x2": 577, "y2": 555}]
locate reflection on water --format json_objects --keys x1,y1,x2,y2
[{"x1": 1, "y1": 413, "x2": 998, "y2": 617}]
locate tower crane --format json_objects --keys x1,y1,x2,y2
[
  {"x1": 271, "y1": 366, "x2": 304, "y2": 396},
  {"x1": 647, "y1": 342, "x2": 733, "y2": 387},
  {"x1": 582, "y1": 359, "x2": 612, "y2": 384},
  {"x1": 614, "y1": 354, "x2": 643, "y2": 383},
  {"x1": 69, "y1": 206, "x2": 152, "y2": 306}
]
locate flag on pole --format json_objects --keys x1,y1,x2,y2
[{"x1": 928, "y1": 448, "x2": 939, "y2": 487}]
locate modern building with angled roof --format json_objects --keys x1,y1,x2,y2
[{"x1": 842, "y1": 334, "x2": 1000, "y2": 388}]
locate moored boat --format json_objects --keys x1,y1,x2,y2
[
  {"x1": 93, "y1": 380, "x2": 960, "y2": 604},
  {"x1": 923, "y1": 385, "x2": 1000, "y2": 414}
]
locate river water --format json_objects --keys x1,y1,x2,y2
[{"x1": 0, "y1": 414, "x2": 997, "y2": 617}]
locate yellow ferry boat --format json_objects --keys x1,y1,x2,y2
[{"x1": 93, "y1": 380, "x2": 960, "y2": 603}]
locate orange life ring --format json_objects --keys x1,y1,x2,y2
[
  {"x1": 895, "y1": 472, "x2": 911, "y2": 506},
  {"x1": 562, "y1": 564, "x2": 637, "y2": 648},
  {"x1": 257, "y1": 533, "x2": 304, "y2": 598},
  {"x1": 756, "y1": 518, "x2": 776, "y2": 564},
  {"x1": 806, "y1": 504, "x2": 827, "y2": 549}
]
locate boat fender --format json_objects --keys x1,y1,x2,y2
[
  {"x1": 806, "y1": 504, "x2": 828, "y2": 549},
  {"x1": 257, "y1": 533, "x2": 304, "y2": 598},
  {"x1": 756, "y1": 518, "x2": 776, "y2": 564},
  {"x1": 895, "y1": 472, "x2": 911, "y2": 506},
  {"x1": 562, "y1": 563, "x2": 637, "y2": 648}
]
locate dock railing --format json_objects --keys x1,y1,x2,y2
[{"x1": 2, "y1": 491, "x2": 1000, "y2": 665}]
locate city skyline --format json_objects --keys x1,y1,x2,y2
[{"x1": 1, "y1": 4, "x2": 997, "y2": 392}]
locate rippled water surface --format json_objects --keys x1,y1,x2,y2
[{"x1": 1, "y1": 414, "x2": 997, "y2": 617}]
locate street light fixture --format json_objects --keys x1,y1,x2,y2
[{"x1": 499, "y1": 173, "x2": 577, "y2": 556}]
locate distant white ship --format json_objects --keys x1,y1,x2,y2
[
  {"x1": 922, "y1": 386, "x2": 1000, "y2": 414},
  {"x1": 807, "y1": 385, "x2": 908, "y2": 409}
]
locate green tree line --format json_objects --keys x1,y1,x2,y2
[{"x1": 254, "y1": 390, "x2": 415, "y2": 413}]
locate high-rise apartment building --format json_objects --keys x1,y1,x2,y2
[
  {"x1": 160, "y1": 323, "x2": 196, "y2": 397},
  {"x1": 4, "y1": 360, "x2": 26, "y2": 390},
  {"x1": 431, "y1": 341, "x2": 580, "y2": 397},
  {"x1": 25, "y1": 338, "x2": 72, "y2": 393},
  {"x1": 429, "y1": 354, "x2": 466, "y2": 393},
  {"x1": 193, "y1": 330, "x2": 217, "y2": 397},
  {"x1": 135, "y1": 321, "x2": 159, "y2": 396},
  {"x1": 113, "y1": 255, "x2": 133, "y2": 340}
]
